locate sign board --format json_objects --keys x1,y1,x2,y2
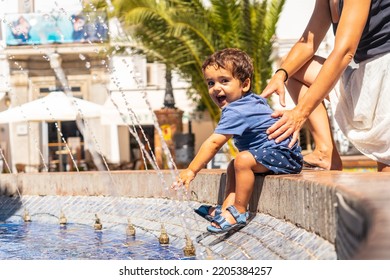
[{"x1": 4, "y1": 12, "x2": 108, "y2": 46}]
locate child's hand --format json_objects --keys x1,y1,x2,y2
[
  {"x1": 172, "y1": 169, "x2": 196, "y2": 190},
  {"x1": 171, "y1": 179, "x2": 184, "y2": 190}
]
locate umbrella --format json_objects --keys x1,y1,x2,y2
[
  {"x1": 0, "y1": 91, "x2": 102, "y2": 123},
  {"x1": 0, "y1": 91, "x2": 102, "y2": 171}
]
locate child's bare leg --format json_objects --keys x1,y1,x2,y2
[
  {"x1": 233, "y1": 151, "x2": 268, "y2": 213},
  {"x1": 213, "y1": 151, "x2": 267, "y2": 226},
  {"x1": 205, "y1": 160, "x2": 236, "y2": 217},
  {"x1": 221, "y1": 159, "x2": 236, "y2": 211}
]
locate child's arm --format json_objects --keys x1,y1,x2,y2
[{"x1": 176, "y1": 133, "x2": 231, "y2": 189}]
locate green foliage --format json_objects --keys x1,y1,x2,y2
[{"x1": 92, "y1": 0, "x2": 285, "y2": 124}]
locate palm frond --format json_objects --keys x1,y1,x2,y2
[{"x1": 108, "y1": 0, "x2": 285, "y2": 123}]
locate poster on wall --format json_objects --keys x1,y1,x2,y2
[{"x1": 4, "y1": 12, "x2": 109, "y2": 46}]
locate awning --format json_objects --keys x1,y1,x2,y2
[
  {"x1": 101, "y1": 90, "x2": 195, "y2": 125},
  {"x1": 0, "y1": 91, "x2": 102, "y2": 123}
]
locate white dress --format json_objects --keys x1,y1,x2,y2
[{"x1": 329, "y1": 52, "x2": 390, "y2": 164}]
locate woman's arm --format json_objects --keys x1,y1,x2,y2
[
  {"x1": 262, "y1": 0, "x2": 332, "y2": 105},
  {"x1": 263, "y1": 0, "x2": 371, "y2": 147}
]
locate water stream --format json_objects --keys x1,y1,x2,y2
[{"x1": 0, "y1": 1, "x2": 204, "y2": 259}]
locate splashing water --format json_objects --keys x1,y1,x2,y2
[{"x1": 0, "y1": 0, "x2": 207, "y2": 259}]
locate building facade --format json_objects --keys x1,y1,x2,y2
[
  {"x1": 0, "y1": 0, "x2": 210, "y2": 172},
  {"x1": 0, "y1": 0, "x2": 352, "y2": 173}
]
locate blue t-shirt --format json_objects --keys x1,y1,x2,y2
[{"x1": 214, "y1": 93, "x2": 291, "y2": 152}]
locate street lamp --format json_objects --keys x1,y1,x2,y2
[{"x1": 163, "y1": 66, "x2": 175, "y2": 109}]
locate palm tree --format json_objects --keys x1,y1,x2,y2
[{"x1": 92, "y1": 0, "x2": 285, "y2": 124}]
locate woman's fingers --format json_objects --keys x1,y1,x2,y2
[
  {"x1": 266, "y1": 110, "x2": 286, "y2": 136},
  {"x1": 267, "y1": 109, "x2": 306, "y2": 146},
  {"x1": 289, "y1": 130, "x2": 301, "y2": 148},
  {"x1": 261, "y1": 79, "x2": 286, "y2": 107}
]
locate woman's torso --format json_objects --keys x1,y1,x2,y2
[{"x1": 331, "y1": 0, "x2": 390, "y2": 63}]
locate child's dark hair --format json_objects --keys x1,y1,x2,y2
[{"x1": 202, "y1": 48, "x2": 253, "y2": 87}]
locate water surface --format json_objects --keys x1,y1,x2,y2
[{"x1": 0, "y1": 222, "x2": 185, "y2": 260}]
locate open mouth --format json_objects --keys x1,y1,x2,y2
[{"x1": 216, "y1": 95, "x2": 226, "y2": 104}]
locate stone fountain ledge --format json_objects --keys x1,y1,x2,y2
[{"x1": 0, "y1": 169, "x2": 388, "y2": 260}]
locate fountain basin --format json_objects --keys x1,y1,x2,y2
[
  {"x1": 1, "y1": 169, "x2": 388, "y2": 259},
  {"x1": 0, "y1": 219, "x2": 185, "y2": 260}
]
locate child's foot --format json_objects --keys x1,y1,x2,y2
[
  {"x1": 194, "y1": 204, "x2": 221, "y2": 222},
  {"x1": 207, "y1": 205, "x2": 248, "y2": 234}
]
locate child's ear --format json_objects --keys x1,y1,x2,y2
[{"x1": 242, "y1": 78, "x2": 251, "y2": 92}]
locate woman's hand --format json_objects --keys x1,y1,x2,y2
[
  {"x1": 261, "y1": 71, "x2": 287, "y2": 107},
  {"x1": 266, "y1": 108, "x2": 307, "y2": 148}
]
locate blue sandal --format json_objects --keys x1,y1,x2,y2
[
  {"x1": 207, "y1": 205, "x2": 248, "y2": 234},
  {"x1": 194, "y1": 204, "x2": 221, "y2": 222}
]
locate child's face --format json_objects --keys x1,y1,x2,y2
[{"x1": 203, "y1": 64, "x2": 250, "y2": 109}]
